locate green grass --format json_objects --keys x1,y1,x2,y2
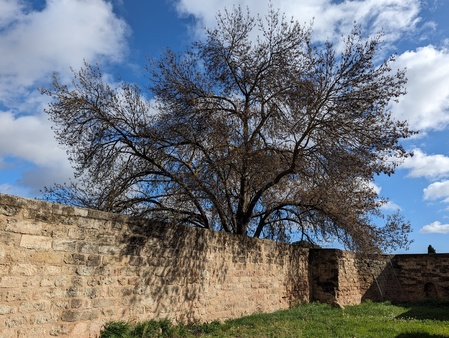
[{"x1": 100, "y1": 300, "x2": 449, "y2": 338}]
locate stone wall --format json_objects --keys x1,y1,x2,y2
[
  {"x1": 309, "y1": 250, "x2": 449, "y2": 306},
  {"x1": 1, "y1": 194, "x2": 449, "y2": 337},
  {"x1": 388, "y1": 254, "x2": 449, "y2": 301},
  {"x1": 0, "y1": 194, "x2": 309, "y2": 338}
]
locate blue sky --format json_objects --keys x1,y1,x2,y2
[{"x1": 1, "y1": 0, "x2": 449, "y2": 254}]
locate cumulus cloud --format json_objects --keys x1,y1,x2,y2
[
  {"x1": 0, "y1": 111, "x2": 66, "y2": 166},
  {"x1": 401, "y1": 149, "x2": 449, "y2": 179},
  {"x1": 423, "y1": 181, "x2": 449, "y2": 201},
  {"x1": 381, "y1": 200, "x2": 402, "y2": 211},
  {"x1": 177, "y1": 0, "x2": 449, "y2": 133},
  {"x1": 369, "y1": 181, "x2": 382, "y2": 195},
  {"x1": 0, "y1": 0, "x2": 130, "y2": 197},
  {"x1": 0, "y1": 0, "x2": 129, "y2": 105},
  {"x1": 420, "y1": 221, "x2": 449, "y2": 234},
  {"x1": 0, "y1": 110, "x2": 74, "y2": 192},
  {"x1": 176, "y1": 0, "x2": 449, "y2": 135},
  {"x1": 400, "y1": 149, "x2": 449, "y2": 212},
  {"x1": 0, "y1": 0, "x2": 23, "y2": 27},
  {"x1": 392, "y1": 45, "x2": 449, "y2": 131},
  {"x1": 176, "y1": 0, "x2": 421, "y2": 43}
]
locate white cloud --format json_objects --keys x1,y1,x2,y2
[
  {"x1": 0, "y1": 109, "x2": 74, "y2": 193},
  {"x1": 0, "y1": 111, "x2": 67, "y2": 166},
  {"x1": 401, "y1": 150, "x2": 449, "y2": 210},
  {"x1": 392, "y1": 45, "x2": 449, "y2": 131},
  {"x1": 423, "y1": 181, "x2": 449, "y2": 201},
  {"x1": 176, "y1": 0, "x2": 421, "y2": 43},
  {"x1": 0, "y1": 0, "x2": 130, "y2": 197},
  {"x1": 0, "y1": 0, "x2": 129, "y2": 104},
  {"x1": 0, "y1": 0, "x2": 23, "y2": 27},
  {"x1": 381, "y1": 200, "x2": 401, "y2": 211},
  {"x1": 401, "y1": 149, "x2": 449, "y2": 179},
  {"x1": 369, "y1": 181, "x2": 382, "y2": 195},
  {"x1": 420, "y1": 221, "x2": 449, "y2": 234}
]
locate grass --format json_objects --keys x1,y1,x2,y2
[{"x1": 100, "y1": 300, "x2": 449, "y2": 338}]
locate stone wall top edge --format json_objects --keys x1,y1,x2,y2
[
  {"x1": 3, "y1": 194, "x2": 435, "y2": 257},
  {"x1": 0, "y1": 193, "x2": 312, "y2": 251},
  {"x1": 0, "y1": 192, "x2": 125, "y2": 220},
  {"x1": 392, "y1": 253, "x2": 449, "y2": 257},
  {"x1": 309, "y1": 248, "x2": 342, "y2": 252}
]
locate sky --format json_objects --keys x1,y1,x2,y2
[{"x1": 1, "y1": 0, "x2": 449, "y2": 254}]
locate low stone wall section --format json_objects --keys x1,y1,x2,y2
[
  {"x1": 390, "y1": 254, "x2": 449, "y2": 301},
  {"x1": 310, "y1": 250, "x2": 449, "y2": 305},
  {"x1": 0, "y1": 194, "x2": 309, "y2": 338}
]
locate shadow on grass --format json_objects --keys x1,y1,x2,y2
[
  {"x1": 396, "y1": 300, "x2": 449, "y2": 321},
  {"x1": 395, "y1": 334, "x2": 449, "y2": 338}
]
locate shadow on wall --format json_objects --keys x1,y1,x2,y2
[
  {"x1": 115, "y1": 218, "x2": 227, "y2": 323},
  {"x1": 286, "y1": 247, "x2": 309, "y2": 306},
  {"x1": 424, "y1": 282, "x2": 438, "y2": 299},
  {"x1": 113, "y1": 217, "x2": 302, "y2": 323},
  {"x1": 359, "y1": 257, "x2": 405, "y2": 303},
  {"x1": 359, "y1": 254, "x2": 449, "y2": 304},
  {"x1": 0, "y1": 193, "x2": 309, "y2": 337}
]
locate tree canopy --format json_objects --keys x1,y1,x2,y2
[{"x1": 42, "y1": 6, "x2": 415, "y2": 252}]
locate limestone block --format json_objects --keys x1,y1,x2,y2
[
  {"x1": 77, "y1": 218, "x2": 108, "y2": 231},
  {"x1": 0, "y1": 231, "x2": 21, "y2": 246},
  {"x1": 10, "y1": 264, "x2": 37, "y2": 276},
  {"x1": 17, "y1": 327, "x2": 47, "y2": 337},
  {"x1": 0, "y1": 204, "x2": 20, "y2": 217},
  {"x1": 78, "y1": 242, "x2": 99, "y2": 254},
  {"x1": 18, "y1": 301, "x2": 48, "y2": 313},
  {"x1": 61, "y1": 310, "x2": 83, "y2": 322},
  {"x1": 42, "y1": 265, "x2": 62, "y2": 275},
  {"x1": 92, "y1": 298, "x2": 116, "y2": 308},
  {"x1": 66, "y1": 287, "x2": 82, "y2": 298},
  {"x1": 67, "y1": 228, "x2": 85, "y2": 240},
  {"x1": 3, "y1": 315, "x2": 28, "y2": 328},
  {"x1": 52, "y1": 239, "x2": 77, "y2": 252},
  {"x1": 21, "y1": 277, "x2": 40, "y2": 287},
  {"x1": 0, "y1": 305, "x2": 17, "y2": 315},
  {"x1": 73, "y1": 208, "x2": 89, "y2": 217},
  {"x1": 3, "y1": 290, "x2": 29, "y2": 302},
  {"x1": 87, "y1": 276, "x2": 114, "y2": 287},
  {"x1": 86, "y1": 255, "x2": 102, "y2": 267},
  {"x1": 61, "y1": 309, "x2": 99, "y2": 322},
  {"x1": 49, "y1": 324, "x2": 72, "y2": 336},
  {"x1": 71, "y1": 276, "x2": 84, "y2": 287},
  {"x1": 0, "y1": 245, "x2": 6, "y2": 262},
  {"x1": 98, "y1": 245, "x2": 121, "y2": 255},
  {"x1": 28, "y1": 251, "x2": 62, "y2": 264},
  {"x1": 19, "y1": 235, "x2": 52, "y2": 251},
  {"x1": 40, "y1": 278, "x2": 55, "y2": 287},
  {"x1": 64, "y1": 253, "x2": 86, "y2": 265},
  {"x1": 6, "y1": 220, "x2": 42, "y2": 235},
  {"x1": 76, "y1": 266, "x2": 94, "y2": 276},
  {"x1": 84, "y1": 288, "x2": 99, "y2": 299},
  {"x1": 71, "y1": 322, "x2": 89, "y2": 336},
  {"x1": 71, "y1": 298, "x2": 84, "y2": 309},
  {"x1": 0, "y1": 328, "x2": 17, "y2": 338},
  {"x1": 0, "y1": 276, "x2": 23, "y2": 288}
]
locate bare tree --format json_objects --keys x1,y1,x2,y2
[{"x1": 42, "y1": 6, "x2": 415, "y2": 252}]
